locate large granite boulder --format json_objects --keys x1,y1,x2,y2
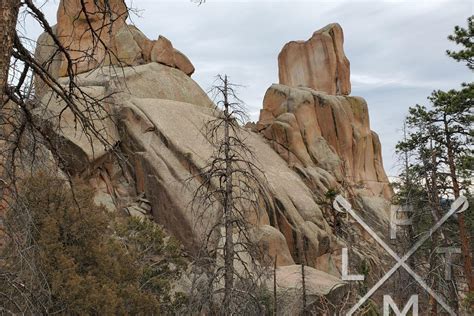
[
  {"x1": 278, "y1": 23, "x2": 351, "y2": 95},
  {"x1": 35, "y1": 63, "x2": 332, "y2": 264}
]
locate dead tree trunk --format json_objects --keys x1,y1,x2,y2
[
  {"x1": 0, "y1": 0, "x2": 21, "y2": 246},
  {"x1": 301, "y1": 262, "x2": 307, "y2": 315},
  {"x1": 0, "y1": 0, "x2": 20, "y2": 102},
  {"x1": 301, "y1": 237, "x2": 308, "y2": 315},
  {"x1": 222, "y1": 75, "x2": 235, "y2": 313},
  {"x1": 273, "y1": 255, "x2": 277, "y2": 316}
]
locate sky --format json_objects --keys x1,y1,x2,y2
[{"x1": 24, "y1": 0, "x2": 473, "y2": 177}]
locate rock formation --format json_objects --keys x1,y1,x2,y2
[
  {"x1": 257, "y1": 84, "x2": 392, "y2": 200},
  {"x1": 35, "y1": 0, "x2": 194, "y2": 99},
  {"x1": 278, "y1": 23, "x2": 351, "y2": 95},
  {"x1": 34, "y1": 3, "x2": 394, "y2": 306},
  {"x1": 261, "y1": 23, "x2": 391, "y2": 200}
]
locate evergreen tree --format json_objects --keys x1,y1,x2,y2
[{"x1": 447, "y1": 15, "x2": 474, "y2": 70}]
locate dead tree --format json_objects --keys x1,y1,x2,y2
[{"x1": 187, "y1": 75, "x2": 271, "y2": 315}]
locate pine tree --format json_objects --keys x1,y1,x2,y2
[{"x1": 447, "y1": 15, "x2": 474, "y2": 69}]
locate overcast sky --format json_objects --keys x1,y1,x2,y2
[{"x1": 26, "y1": 0, "x2": 473, "y2": 177}]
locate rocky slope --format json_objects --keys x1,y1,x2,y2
[{"x1": 33, "y1": 2, "x2": 393, "y2": 306}]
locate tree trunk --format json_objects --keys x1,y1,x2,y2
[
  {"x1": 273, "y1": 255, "x2": 277, "y2": 316},
  {"x1": 301, "y1": 237, "x2": 308, "y2": 315},
  {"x1": 0, "y1": 0, "x2": 20, "y2": 249},
  {"x1": 427, "y1": 141, "x2": 442, "y2": 315},
  {"x1": 0, "y1": 0, "x2": 20, "y2": 102},
  {"x1": 428, "y1": 258, "x2": 438, "y2": 316},
  {"x1": 222, "y1": 75, "x2": 234, "y2": 314},
  {"x1": 443, "y1": 116, "x2": 473, "y2": 291},
  {"x1": 301, "y1": 262, "x2": 307, "y2": 315}
]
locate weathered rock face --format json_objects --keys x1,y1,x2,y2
[
  {"x1": 35, "y1": 0, "x2": 194, "y2": 99},
  {"x1": 257, "y1": 84, "x2": 392, "y2": 200},
  {"x1": 37, "y1": 86, "x2": 118, "y2": 173},
  {"x1": 278, "y1": 23, "x2": 351, "y2": 95},
  {"x1": 35, "y1": 63, "x2": 213, "y2": 174}
]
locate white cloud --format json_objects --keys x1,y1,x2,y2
[{"x1": 351, "y1": 73, "x2": 459, "y2": 90}]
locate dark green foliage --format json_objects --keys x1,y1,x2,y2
[
  {"x1": 396, "y1": 84, "x2": 473, "y2": 199},
  {"x1": 395, "y1": 85, "x2": 473, "y2": 253},
  {"x1": 447, "y1": 15, "x2": 474, "y2": 69},
  {"x1": 463, "y1": 290, "x2": 474, "y2": 313},
  {"x1": 324, "y1": 188, "x2": 340, "y2": 201},
  {"x1": 0, "y1": 174, "x2": 185, "y2": 315},
  {"x1": 115, "y1": 216, "x2": 187, "y2": 314}
]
